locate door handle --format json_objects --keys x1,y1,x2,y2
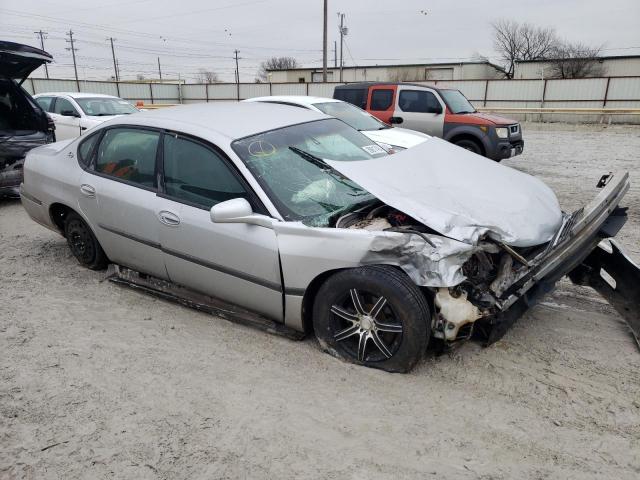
[
  {"x1": 80, "y1": 184, "x2": 95, "y2": 197},
  {"x1": 389, "y1": 116, "x2": 404, "y2": 125},
  {"x1": 80, "y1": 126, "x2": 88, "y2": 131},
  {"x1": 158, "y1": 210, "x2": 180, "y2": 226}
]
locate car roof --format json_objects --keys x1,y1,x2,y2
[
  {"x1": 245, "y1": 95, "x2": 341, "y2": 107},
  {"x1": 34, "y1": 92, "x2": 120, "y2": 99},
  {"x1": 109, "y1": 102, "x2": 330, "y2": 140}
]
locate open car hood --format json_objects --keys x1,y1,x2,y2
[
  {"x1": 325, "y1": 137, "x2": 563, "y2": 247},
  {"x1": 0, "y1": 41, "x2": 53, "y2": 82}
]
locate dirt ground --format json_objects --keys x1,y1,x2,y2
[{"x1": 1, "y1": 123, "x2": 639, "y2": 479}]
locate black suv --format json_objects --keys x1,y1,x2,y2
[{"x1": 0, "y1": 41, "x2": 55, "y2": 196}]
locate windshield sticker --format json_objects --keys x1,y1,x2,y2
[
  {"x1": 361, "y1": 144, "x2": 386, "y2": 155},
  {"x1": 248, "y1": 140, "x2": 276, "y2": 157}
]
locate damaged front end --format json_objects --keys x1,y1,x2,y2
[
  {"x1": 434, "y1": 172, "x2": 639, "y2": 348},
  {"x1": 327, "y1": 172, "x2": 639, "y2": 349}
]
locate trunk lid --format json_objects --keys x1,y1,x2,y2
[
  {"x1": 325, "y1": 137, "x2": 563, "y2": 247},
  {"x1": 0, "y1": 41, "x2": 53, "y2": 82}
]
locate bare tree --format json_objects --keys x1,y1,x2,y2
[
  {"x1": 547, "y1": 42, "x2": 606, "y2": 78},
  {"x1": 491, "y1": 19, "x2": 557, "y2": 78},
  {"x1": 136, "y1": 73, "x2": 145, "y2": 81},
  {"x1": 255, "y1": 56, "x2": 298, "y2": 82},
  {"x1": 196, "y1": 69, "x2": 220, "y2": 83}
]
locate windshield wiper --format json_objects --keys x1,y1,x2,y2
[
  {"x1": 288, "y1": 146, "x2": 337, "y2": 172},
  {"x1": 288, "y1": 145, "x2": 368, "y2": 195},
  {"x1": 456, "y1": 110, "x2": 476, "y2": 114}
]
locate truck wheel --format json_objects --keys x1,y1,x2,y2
[
  {"x1": 313, "y1": 265, "x2": 430, "y2": 373},
  {"x1": 454, "y1": 138, "x2": 482, "y2": 155},
  {"x1": 64, "y1": 212, "x2": 108, "y2": 270}
]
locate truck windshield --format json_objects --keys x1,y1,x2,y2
[
  {"x1": 313, "y1": 101, "x2": 388, "y2": 131},
  {"x1": 232, "y1": 118, "x2": 387, "y2": 225},
  {"x1": 439, "y1": 90, "x2": 476, "y2": 114}
]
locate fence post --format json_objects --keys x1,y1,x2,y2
[
  {"x1": 29, "y1": 78, "x2": 35, "y2": 95},
  {"x1": 306, "y1": 82, "x2": 309, "y2": 95},
  {"x1": 149, "y1": 82, "x2": 154, "y2": 104},
  {"x1": 115, "y1": 80, "x2": 120, "y2": 98},
  {"x1": 603, "y1": 77, "x2": 611, "y2": 107},
  {"x1": 206, "y1": 83, "x2": 209, "y2": 103},
  {"x1": 483, "y1": 80, "x2": 488, "y2": 107},
  {"x1": 178, "y1": 82, "x2": 183, "y2": 104},
  {"x1": 269, "y1": 82, "x2": 272, "y2": 96}
]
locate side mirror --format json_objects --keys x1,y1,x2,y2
[
  {"x1": 210, "y1": 198, "x2": 274, "y2": 228},
  {"x1": 428, "y1": 105, "x2": 443, "y2": 115},
  {"x1": 389, "y1": 116, "x2": 403, "y2": 124},
  {"x1": 61, "y1": 109, "x2": 80, "y2": 117}
]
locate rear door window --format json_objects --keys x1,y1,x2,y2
[
  {"x1": 370, "y1": 89, "x2": 394, "y2": 110},
  {"x1": 94, "y1": 128, "x2": 160, "y2": 188}
]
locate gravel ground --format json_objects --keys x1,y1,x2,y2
[{"x1": 1, "y1": 123, "x2": 639, "y2": 479}]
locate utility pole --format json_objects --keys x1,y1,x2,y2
[
  {"x1": 337, "y1": 13, "x2": 346, "y2": 82},
  {"x1": 334, "y1": 40, "x2": 337, "y2": 68},
  {"x1": 34, "y1": 30, "x2": 49, "y2": 78},
  {"x1": 109, "y1": 37, "x2": 119, "y2": 82},
  {"x1": 322, "y1": 0, "x2": 327, "y2": 82},
  {"x1": 157, "y1": 57, "x2": 162, "y2": 81},
  {"x1": 234, "y1": 49, "x2": 240, "y2": 101},
  {"x1": 65, "y1": 30, "x2": 80, "y2": 91}
]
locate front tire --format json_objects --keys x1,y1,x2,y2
[
  {"x1": 64, "y1": 212, "x2": 108, "y2": 270},
  {"x1": 313, "y1": 265, "x2": 430, "y2": 373},
  {"x1": 454, "y1": 138, "x2": 482, "y2": 155}
]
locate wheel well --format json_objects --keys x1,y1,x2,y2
[
  {"x1": 300, "y1": 268, "x2": 344, "y2": 335},
  {"x1": 49, "y1": 203, "x2": 75, "y2": 235},
  {"x1": 449, "y1": 134, "x2": 485, "y2": 156},
  {"x1": 299, "y1": 264, "x2": 434, "y2": 334}
]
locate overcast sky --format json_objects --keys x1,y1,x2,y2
[{"x1": 2, "y1": 0, "x2": 639, "y2": 82}]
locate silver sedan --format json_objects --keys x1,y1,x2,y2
[{"x1": 20, "y1": 102, "x2": 639, "y2": 372}]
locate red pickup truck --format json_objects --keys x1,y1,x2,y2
[{"x1": 334, "y1": 82, "x2": 524, "y2": 161}]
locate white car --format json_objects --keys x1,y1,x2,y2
[
  {"x1": 243, "y1": 96, "x2": 429, "y2": 151},
  {"x1": 33, "y1": 92, "x2": 138, "y2": 141}
]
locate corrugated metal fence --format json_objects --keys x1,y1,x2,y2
[{"x1": 22, "y1": 76, "x2": 640, "y2": 123}]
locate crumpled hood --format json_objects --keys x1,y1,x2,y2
[
  {"x1": 325, "y1": 137, "x2": 563, "y2": 247},
  {"x1": 464, "y1": 112, "x2": 518, "y2": 125}
]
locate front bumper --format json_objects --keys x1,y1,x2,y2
[{"x1": 482, "y1": 172, "x2": 639, "y2": 345}]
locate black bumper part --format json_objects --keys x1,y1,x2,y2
[{"x1": 568, "y1": 240, "x2": 640, "y2": 349}]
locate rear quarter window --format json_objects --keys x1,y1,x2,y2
[
  {"x1": 77, "y1": 132, "x2": 101, "y2": 169},
  {"x1": 334, "y1": 88, "x2": 367, "y2": 110}
]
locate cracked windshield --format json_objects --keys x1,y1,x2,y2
[{"x1": 232, "y1": 118, "x2": 387, "y2": 226}]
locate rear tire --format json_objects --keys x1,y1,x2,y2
[
  {"x1": 64, "y1": 212, "x2": 108, "y2": 270},
  {"x1": 313, "y1": 265, "x2": 430, "y2": 373},
  {"x1": 454, "y1": 138, "x2": 482, "y2": 155}
]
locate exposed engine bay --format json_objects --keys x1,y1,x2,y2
[{"x1": 335, "y1": 202, "x2": 535, "y2": 344}]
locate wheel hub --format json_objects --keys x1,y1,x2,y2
[{"x1": 359, "y1": 315, "x2": 373, "y2": 331}]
